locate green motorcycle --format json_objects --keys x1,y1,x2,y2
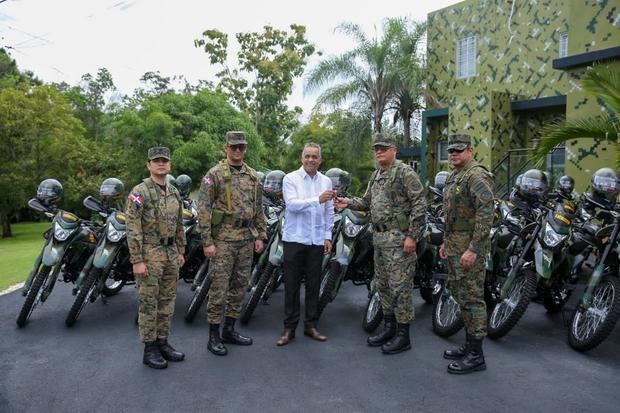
[{"x1": 17, "y1": 180, "x2": 99, "y2": 327}]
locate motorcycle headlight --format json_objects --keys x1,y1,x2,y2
[
  {"x1": 542, "y1": 224, "x2": 567, "y2": 248},
  {"x1": 53, "y1": 222, "x2": 76, "y2": 241},
  {"x1": 344, "y1": 219, "x2": 363, "y2": 238},
  {"x1": 107, "y1": 226, "x2": 126, "y2": 242}
]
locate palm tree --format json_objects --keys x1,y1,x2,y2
[
  {"x1": 304, "y1": 20, "x2": 404, "y2": 132},
  {"x1": 535, "y1": 64, "x2": 620, "y2": 167}
]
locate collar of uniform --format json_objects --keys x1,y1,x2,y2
[
  {"x1": 299, "y1": 166, "x2": 319, "y2": 181},
  {"x1": 454, "y1": 159, "x2": 475, "y2": 176},
  {"x1": 378, "y1": 159, "x2": 399, "y2": 174},
  {"x1": 226, "y1": 161, "x2": 248, "y2": 174}
]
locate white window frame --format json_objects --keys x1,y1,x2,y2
[
  {"x1": 456, "y1": 35, "x2": 477, "y2": 79},
  {"x1": 438, "y1": 141, "x2": 449, "y2": 163},
  {"x1": 559, "y1": 32, "x2": 568, "y2": 58}
]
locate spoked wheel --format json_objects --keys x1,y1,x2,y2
[
  {"x1": 362, "y1": 292, "x2": 383, "y2": 332},
  {"x1": 184, "y1": 271, "x2": 213, "y2": 323},
  {"x1": 66, "y1": 268, "x2": 100, "y2": 327},
  {"x1": 432, "y1": 283, "x2": 464, "y2": 337},
  {"x1": 317, "y1": 264, "x2": 340, "y2": 319},
  {"x1": 240, "y1": 263, "x2": 274, "y2": 324},
  {"x1": 16, "y1": 265, "x2": 52, "y2": 327},
  {"x1": 568, "y1": 277, "x2": 620, "y2": 352},
  {"x1": 488, "y1": 270, "x2": 537, "y2": 339}
]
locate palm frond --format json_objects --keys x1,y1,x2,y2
[
  {"x1": 311, "y1": 81, "x2": 367, "y2": 114},
  {"x1": 534, "y1": 115, "x2": 619, "y2": 160},
  {"x1": 304, "y1": 52, "x2": 362, "y2": 94},
  {"x1": 581, "y1": 64, "x2": 620, "y2": 116}
]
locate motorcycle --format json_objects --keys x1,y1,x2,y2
[
  {"x1": 17, "y1": 198, "x2": 99, "y2": 327},
  {"x1": 238, "y1": 205, "x2": 285, "y2": 324},
  {"x1": 568, "y1": 194, "x2": 620, "y2": 351},
  {"x1": 318, "y1": 208, "x2": 373, "y2": 319},
  {"x1": 65, "y1": 196, "x2": 134, "y2": 327},
  {"x1": 487, "y1": 195, "x2": 588, "y2": 339}
]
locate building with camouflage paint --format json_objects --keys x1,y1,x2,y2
[{"x1": 422, "y1": 0, "x2": 620, "y2": 196}]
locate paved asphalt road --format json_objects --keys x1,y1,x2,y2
[{"x1": 1, "y1": 279, "x2": 618, "y2": 413}]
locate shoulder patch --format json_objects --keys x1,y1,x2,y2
[
  {"x1": 480, "y1": 190, "x2": 494, "y2": 202},
  {"x1": 203, "y1": 176, "x2": 213, "y2": 186},
  {"x1": 129, "y1": 193, "x2": 144, "y2": 208}
]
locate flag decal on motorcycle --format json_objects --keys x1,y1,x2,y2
[{"x1": 129, "y1": 193, "x2": 144, "y2": 208}]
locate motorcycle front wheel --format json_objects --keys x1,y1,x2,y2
[
  {"x1": 487, "y1": 270, "x2": 537, "y2": 339},
  {"x1": 16, "y1": 265, "x2": 51, "y2": 327},
  {"x1": 65, "y1": 267, "x2": 100, "y2": 327},
  {"x1": 432, "y1": 283, "x2": 464, "y2": 337},
  {"x1": 240, "y1": 263, "x2": 274, "y2": 324},
  {"x1": 362, "y1": 292, "x2": 383, "y2": 332},
  {"x1": 568, "y1": 277, "x2": 620, "y2": 352},
  {"x1": 184, "y1": 270, "x2": 213, "y2": 323}
]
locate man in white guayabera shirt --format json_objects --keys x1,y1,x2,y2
[{"x1": 276, "y1": 143, "x2": 335, "y2": 346}]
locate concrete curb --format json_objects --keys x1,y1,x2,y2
[{"x1": 0, "y1": 282, "x2": 24, "y2": 296}]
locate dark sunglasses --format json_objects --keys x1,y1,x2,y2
[
  {"x1": 373, "y1": 146, "x2": 391, "y2": 153},
  {"x1": 228, "y1": 144, "x2": 247, "y2": 152},
  {"x1": 447, "y1": 148, "x2": 466, "y2": 154}
]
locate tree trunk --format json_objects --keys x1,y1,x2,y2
[
  {"x1": 403, "y1": 114, "x2": 411, "y2": 147},
  {"x1": 1, "y1": 211, "x2": 13, "y2": 238}
]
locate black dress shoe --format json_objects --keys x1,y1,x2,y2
[
  {"x1": 143, "y1": 341, "x2": 168, "y2": 369},
  {"x1": 367, "y1": 315, "x2": 396, "y2": 347},
  {"x1": 208, "y1": 324, "x2": 228, "y2": 356},
  {"x1": 156, "y1": 339, "x2": 185, "y2": 362},
  {"x1": 381, "y1": 323, "x2": 412, "y2": 355}
]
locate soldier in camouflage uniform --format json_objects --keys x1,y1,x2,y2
[
  {"x1": 126, "y1": 146, "x2": 186, "y2": 370},
  {"x1": 336, "y1": 133, "x2": 426, "y2": 354},
  {"x1": 198, "y1": 131, "x2": 267, "y2": 356},
  {"x1": 439, "y1": 134, "x2": 494, "y2": 375}
]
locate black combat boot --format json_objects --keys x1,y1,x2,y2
[
  {"x1": 443, "y1": 333, "x2": 470, "y2": 360},
  {"x1": 207, "y1": 323, "x2": 228, "y2": 356},
  {"x1": 367, "y1": 315, "x2": 396, "y2": 347},
  {"x1": 222, "y1": 316, "x2": 253, "y2": 345},
  {"x1": 381, "y1": 323, "x2": 412, "y2": 355},
  {"x1": 143, "y1": 341, "x2": 167, "y2": 369},
  {"x1": 447, "y1": 336, "x2": 486, "y2": 374},
  {"x1": 156, "y1": 338, "x2": 185, "y2": 362}
]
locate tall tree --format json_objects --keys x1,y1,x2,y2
[
  {"x1": 304, "y1": 20, "x2": 406, "y2": 132},
  {"x1": 195, "y1": 25, "x2": 316, "y2": 148},
  {"x1": 534, "y1": 64, "x2": 620, "y2": 167},
  {"x1": 0, "y1": 85, "x2": 92, "y2": 237}
]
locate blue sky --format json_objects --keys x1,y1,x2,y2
[{"x1": 0, "y1": 0, "x2": 460, "y2": 114}]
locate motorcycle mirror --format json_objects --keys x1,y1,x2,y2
[
  {"x1": 83, "y1": 195, "x2": 105, "y2": 213},
  {"x1": 27, "y1": 198, "x2": 52, "y2": 214}
]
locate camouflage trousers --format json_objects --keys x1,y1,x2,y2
[
  {"x1": 447, "y1": 255, "x2": 487, "y2": 338},
  {"x1": 137, "y1": 259, "x2": 179, "y2": 343},
  {"x1": 207, "y1": 239, "x2": 254, "y2": 324},
  {"x1": 374, "y1": 246, "x2": 416, "y2": 324}
]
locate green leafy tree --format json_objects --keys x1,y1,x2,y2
[
  {"x1": 195, "y1": 24, "x2": 316, "y2": 148},
  {"x1": 535, "y1": 64, "x2": 620, "y2": 167},
  {"x1": 0, "y1": 85, "x2": 95, "y2": 237}
]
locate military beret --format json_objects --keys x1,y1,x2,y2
[{"x1": 148, "y1": 146, "x2": 171, "y2": 160}]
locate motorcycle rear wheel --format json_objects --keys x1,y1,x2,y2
[
  {"x1": 488, "y1": 270, "x2": 537, "y2": 339},
  {"x1": 362, "y1": 292, "x2": 383, "y2": 332},
  {"x1": 568, "y1": 277, "x2": 620, "y2": 352},
  {"x1": 432, "y1": 283, "x2": 464, "y2": 337}
]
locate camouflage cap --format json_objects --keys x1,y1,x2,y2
[
  {"x1": 226, "y1": 131, "x2": 248, "y2": 145},
  {"x1": 372, "y1": 133, "x2": 397, "y2": 148},
  {"x1": 448, "y1": 134, "x2": 471, "y2": 151},
  {"x1": 147, "y1": 146, "x2": 171, "y2": 160}
]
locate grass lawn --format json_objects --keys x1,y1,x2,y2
[{"x1": 0, "y1": 222, "x2": 49, "y2": 291}]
